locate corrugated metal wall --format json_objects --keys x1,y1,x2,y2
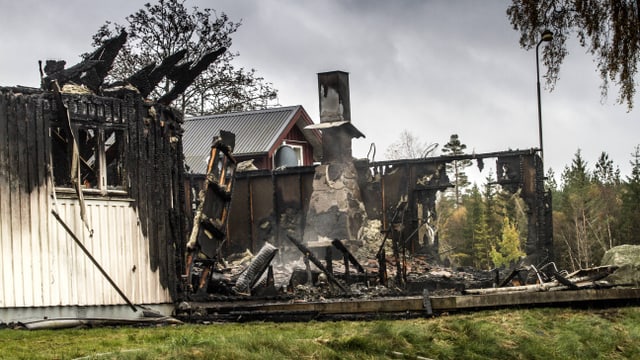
[
  {"x1": 46, "y1": 199, "x2": 171, "y2": 306},
  {"x1": 0, "y1": 91, "x2": 178, "y2": 308},
  {"x1": 0, "y1": 91, "x2": 52, "y2": 308}
]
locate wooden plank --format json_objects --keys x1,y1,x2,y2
[
  {"x1": 0, "y1": 93, "x2": 12, "y2": 307},
  {"x1": 8, "y1": 94, "x2": 25, "y2": 306},
  {"x1": 449, "y1": 288, "x2": 640, "y2": 309},
  {"x1": 17, "y1": 95, "x2": 34, "y2": 305},
  {"x1": 37, "y1": 96, "x2": 51, "y2": 307},
  {"x1": 187, "y1": 288, "x2": 640, "y2": 317},
  {"x1": 26, "y1": 96, "x2": 43, "y2": 306}
]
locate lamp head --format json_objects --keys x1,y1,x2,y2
[{"x1": 541, "y1": 30, "x2": 553, "y2": 42}]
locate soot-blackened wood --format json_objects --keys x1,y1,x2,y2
[
  {"x1": 331, "y1": 239, "x2": 365, "y2": 273},
  {"x1": 285, "y1": 234, "x2": 348, "y2": 293},
  {"x1": 127, "y1": 50, "x2": 187, "y2": 98},
  {"x1": 158, "y1": 47, "x2": 226, "y2": 106},
  {"x1": 43, "y1": 31, "x2": 127, "y2": 92},
  {"x1": 8, "y1": 95, "x2": 25, "y2": 303}
]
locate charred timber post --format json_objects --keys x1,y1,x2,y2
[
  {"x1": 286, "y1": 234, "x2": 349, "y2": 293},
  {"x1": 343, "y1": 250, "x2": 350, "y2": 284},
  {"x1": 331, "y1": 239, "x2": 365, "y2": 273},
  {"x1": 304, "y1": 256, "x2": 312, "y2": 286},
  {"x1": 325, "y1": 246, "x2": 333, "y2": 275}
]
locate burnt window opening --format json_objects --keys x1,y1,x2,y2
[{"x1": 51, "y1": 124, "x2": 128, "y2": 193}]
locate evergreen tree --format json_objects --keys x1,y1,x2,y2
[
  {"x1": 594, "y1": 152, "x2": 621, "y2": 186},
  {"x1": 439, "y1": 204, "x2": 471, "y2": 267},
  {"x1": 557, "y1": 149, "x2": 593, "y2": 270},
  {"x1": 463, "y1": 185, "x2": 495, "y2": 269},
  {"x1": 591, "y1": 152, "x2": 622, "y2": 250},
  {"x1": 620, "y1": 145, "x2": 640, "y2": 245},
  {"x1": 442, "y1": 134, "x2": 472, "y2": 206},
  {"x1": 483, "y1": 171, "x2": 502, "y2": 242}
]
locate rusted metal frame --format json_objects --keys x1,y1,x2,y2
[
  {"x1": 286, "y1": 234, "x2": 348, "y2": 293},
  {"x1": 51, "y1": 209, "x2": 138, "y2": 312}
]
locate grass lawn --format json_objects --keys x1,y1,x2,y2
[{"x1": 1, "y1": 306, "x2": 640, "y2": 359}]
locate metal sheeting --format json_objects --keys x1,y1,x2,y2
[
  {"x1": 183, "y1": 106, "x2": 302, "y2": 174},
  {"x1": 0, "y1": 197, "x2": 172, "y2": 308}
]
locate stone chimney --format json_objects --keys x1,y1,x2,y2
[{"x1": 303, "y1": 71, "x2": 367, "y2": 245}]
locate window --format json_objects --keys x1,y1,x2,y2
[
  {"x1": 51, "y1": 124, "x2": 127, "y2": 193},
  {"x1": 274, "y1": 142, "x2": 305, "y2": 168},
  {"x1": 288, "y1": 144, "x2": 304, "y2": 166}
]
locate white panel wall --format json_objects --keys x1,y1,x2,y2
[{"x1": 0, "y1": 197, "x2": 171, "y2": 308}]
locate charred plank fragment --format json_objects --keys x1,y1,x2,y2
[
  {"x1": 286, "y1": 234, "x2": 349, "y2": 293},
  {"x1": 158, "y1": 47, "x2": 226, "y2": 105},
  {"x1": 331, "y1": 239, "x2": 365, "y2": 273},
  {"x1": 125, "y1": 49, "x2": 188, "y2": 98},
  {"x1": 42, "y1": 31, "x2": 127, "y2": 92}
]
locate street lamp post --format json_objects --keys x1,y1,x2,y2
[{"x1": 536, "y1": 29, "x2": 553, "y2": 161}]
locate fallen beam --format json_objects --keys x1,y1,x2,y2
[
  {"x1": 181, "y1": 288, "x2": 640, "y2": 320},
  {"x1": 286, "y1": 234, "x2": 349, "y2": 293}
]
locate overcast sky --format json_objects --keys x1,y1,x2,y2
[{"x1": 1, "y1": 0, "x2": 638, "y2": 182}]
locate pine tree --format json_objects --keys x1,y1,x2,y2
[
  {"x1": 620, "y1": 145, "x2": 640, "y2": 245},
  {"x1": 442, "y1": 134, "x2": 472, "y2": 206}
]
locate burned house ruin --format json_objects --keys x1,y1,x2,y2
[
  {"x1": 0, "y1": 32, "x2": 222, "y2": 321},
  {"x1": 182, "y1": 71, "x2": 553, "y2": 299},
  {"x1": 0, "y1": 31, "x2": 554, "y2": 323}
]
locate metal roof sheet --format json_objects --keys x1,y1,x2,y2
[{"x1": 182, "y1": 106, "x2": 305, "y2": 174}]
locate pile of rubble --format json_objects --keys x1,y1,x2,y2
[
  {"x1": 191, "y1": 224, "x2": 640, "y2": 303},
  {"x1": 189, "y1": 219, "x2": 497, "y2": 302}
]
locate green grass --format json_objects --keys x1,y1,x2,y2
[{"x1": 2, "y1": 306, "x2": 640, "y2": 359}]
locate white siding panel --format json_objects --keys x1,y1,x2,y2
[
  {"x1": 49, "y1": 198, "x2": 172, "y2": 306},
  {"x1": 1, "y1": 197, "x2": 172, "y2": 308}
]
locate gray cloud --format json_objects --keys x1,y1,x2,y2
[{"x1": 1, "y1": 0, "x2": 637, "y2": 180}]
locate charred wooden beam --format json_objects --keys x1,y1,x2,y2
[
  {"x1": 126, "y1": 49, "x2": 188, "y2": 98},
  {"x1": 286, "y1": 234, "x2": 349, "y2": 293},
  {"x1": 43, "y1": 31, "x2": 127, "y2": 92},
  {"x1": 331, "y1": 239, "x2": 365, "y2": 273},
  {"x1": 158, "y1": 47, "x2": 226, "y2": 105}
]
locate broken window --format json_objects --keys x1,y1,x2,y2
[{"x1": 51, "y1": 124, "x2": 127, "y2": 193}]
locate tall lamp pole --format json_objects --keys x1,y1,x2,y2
[{"x1": 536, "y1": 29, "x2": 553, "y2": 161}]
